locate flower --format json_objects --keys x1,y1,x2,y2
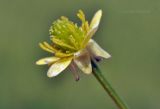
[{"x1": 36, "y1": 9, "x2": 111, "y2": 78}]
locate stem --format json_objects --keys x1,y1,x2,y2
[{"x1": 91, "y1": 60, "x2": 129, "y2": 109}]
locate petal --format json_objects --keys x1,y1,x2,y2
[
  {"x1": 74, "y1": 49, "x2": 92, "y2": 74},
  {"x1": 87, "y1": 39, "x2": 111, "y2": 59},
  {"x1": 36, "y1": 57, "x2": 60, "y2": 65},
  {"x1": 90, "y1": 10, "x2": 102, "y2": 35},
  {"x1": 47, "y1": 57, "x2": 72, "y2": 77}
]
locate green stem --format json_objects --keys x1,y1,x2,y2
[{"x1": 91, "y1": 60, "x2": 129, "y2": 109}]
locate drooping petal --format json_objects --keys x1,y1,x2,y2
[
  {"x1": 36, "y1": 57, "x2": 60, "y2": 65},
  {"x1": 69, "y1": 63, "x2": 80, "y2": 81},
  {"x1": 47, "y1": 57, "x2": 72, "y2": 77},
  {"x1": 74, "y1": 49, "x2": 92, "y2": 74},
  {"x1": 87, "y1": 39, "x2": 111, "y2": 59},
  {"x1": 89, "y1": 10, "x2": 102, "y2": 35}
]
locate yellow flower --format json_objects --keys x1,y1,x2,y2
[{"x1": 36, "y1": 10, "x2": 111, "y2": 78}]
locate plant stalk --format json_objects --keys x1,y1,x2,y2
[{"x1": 91, "y1": 60, "x2": 129, "y2": 109}]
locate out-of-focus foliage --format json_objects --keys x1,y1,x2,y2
[{"x1": 0, "y1": 0, "x2": 160, "y2": 109}]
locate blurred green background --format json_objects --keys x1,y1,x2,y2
[{"x1": 0, "y1": 0, "x2": 160, "y2": 109}]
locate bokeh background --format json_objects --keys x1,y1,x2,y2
[{"x1": 0, "y1": 0, "x2": 160, "y2": 109}]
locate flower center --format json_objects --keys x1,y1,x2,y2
[{"x1": 49, "y1": 16, "x2": 86, "y2": 54}]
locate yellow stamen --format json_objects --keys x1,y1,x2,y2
[
  {"x1": 51, "y1": 38, "x2": 77, "y2": 51},
  {"x1": 39, "y1": 43, "x2": 55, "y2": 53},
  {"x1": 43, "y1": 42, "x2": 58, "y2": 52},
  {"x1": 55, "y1": 52, "x2": 73, "y2": 57}
]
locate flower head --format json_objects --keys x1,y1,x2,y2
[{"x1": 36, "y1": 10, "x2": 111, "y2": 78}]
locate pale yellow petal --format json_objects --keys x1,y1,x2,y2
[
  {"x1": 47, "y1": 57, "x2": 72, "y2": 77},
  {"x1": 90, "y1": 10, "x2": 102, "y2": 32},
  {"x1": 87, "y1": 39, "x2": 111, "y2": 59},
  {"x1": 36, "y1": 57, "x2": 60, "y2": 65},
  {"x1": 74, "y1": 49, "x2": 92, "y2": 74}
]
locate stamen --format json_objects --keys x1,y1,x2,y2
[{"x1": 39, "y1": 43, "x2": 54, "y2": 53}]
